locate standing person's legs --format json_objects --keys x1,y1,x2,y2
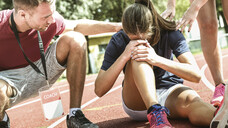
[
  {"x1": 56, "y1": 31, "x2": 98, "y2": 128},
  {"x1": 211, "y1": 0, "x2": 228, "y2": 117},
  {"x1": 196, "y1": 0, "x2": 225, "y2": 106},
  {"x1": 210, "y1": 1, "x2": 228, "y2": 127},
  {"x1": 165, "y1": 86, "x2": 216, "y2": 126},
  {"x1": 197, "y1": 0, "x2": 224, "y2": 86}
]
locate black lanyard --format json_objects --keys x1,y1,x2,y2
[{"x1": 10, "y1": 13, "x2": 48, "y2": 81}]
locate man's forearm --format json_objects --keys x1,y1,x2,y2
[
  {"x1": 167, "y1": 0, "x2": 176, "y2": 8},
  {"x1": 189, "y1": 0, "x2": 208, "y2": 11}
]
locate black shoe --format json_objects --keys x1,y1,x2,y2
[
  {"x1": 66, "y1": 110, "x2": 99, "y2": 128},
  {"x1": 0, "y1": 113, "x2": 10, "y2": 128}
]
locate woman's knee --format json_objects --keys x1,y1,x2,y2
[{"x1": 130, "y1": 59, "x2": 152, "y2": 70}]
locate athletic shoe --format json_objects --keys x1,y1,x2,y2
[
  {"x1": 211, "y1": 83, "x2": 225, "y2": 107},
  {"x1": 0, "y1": 113, "x2": 10, "y2": 128},
  {"x1": 66, "y1": 110, "x2": 99, "y2": 128},
  {"x1": 147, "y1": 105, "x2": 173, "y2": 128},
  {"x1": 210, "y1": 85, "x2": 228, "y2": 128}
]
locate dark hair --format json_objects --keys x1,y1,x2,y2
[
  {"x1": 122, "y1": 0, "x2": 176, "y2": 46},
  {"x1": 122, "y1": 4, "x2": 153, "y2": 37},
  {"x1": 13, "y1": 0, "x2": 55, "y2": 13}
]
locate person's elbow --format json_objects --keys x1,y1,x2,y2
[
  {"x1": 94, "y1": 80, "x2": 105, "y2": 97},
  {"x1": 194, "y1": 74, "x2": 201, "y2": 83},
  {"x1": 191, "y1": 71, "x2": 202, "y2": 83},
  {"x1": 94, "y1": 88, "x2": 104, "y2": 98}
]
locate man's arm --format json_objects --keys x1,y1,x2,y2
[{"x1": 63, "y1": 19, "x2": 122, "y2": 35}]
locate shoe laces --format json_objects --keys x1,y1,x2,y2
[
  {"x1": 72, "y1": 110, "x2": 91, "y2": 125},
  {"x1": 151, "y1": 106, "x2": 170, "y2": 126}
]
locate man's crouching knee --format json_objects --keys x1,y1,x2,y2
[{"x1": 60, "y1": 31, "x2": 87, "y2": 51}]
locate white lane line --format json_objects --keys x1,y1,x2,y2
[
  {"x1": 8, "y1": 82, "x2": 95, "y2": 110},
  {"x1": 57, "y1": 82, "x2": 95, "y2": 88},
  {"x1": 201, "y1": 54, "x2": 228, "y2": 91},
  {"x1": 85, "y1": 82, "x2": 94, "y2": 87},
  {"x1": 8, "y1": 99, "x2": 41, "y2": 111},
  {"x1": 201, "y1": 64, "x2": 214, "y2": 91},
  {"x1": 47, "y1": 85, "x2": 122, "y2": 128}
]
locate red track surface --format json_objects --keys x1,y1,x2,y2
[{"x1": 6, "y1": 49, "x2": 228, "y2": 128}]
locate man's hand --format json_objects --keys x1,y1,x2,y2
[
  {"x1": 176, "y1": 7, "x2": 199, "y2": 32},
  {"x1": 161, "y1": 6, "x2": 175, "y2": 21}
]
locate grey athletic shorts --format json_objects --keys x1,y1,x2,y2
[{"x1": 0, "y1": 39, "x2": 66, "y2": 106}]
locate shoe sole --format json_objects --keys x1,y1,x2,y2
[{"x1": 210, "y1": 86, "x2": 228, "y2": 128}]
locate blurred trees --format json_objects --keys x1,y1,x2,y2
[
  {"x1": 0, "y1": 0, "x2": 227, "y2": 31},
  {"x1": 0, "y1": 0, "x2": 188, "y2": 21},
  {"x1": 55, "y1": 0, "x2": 133, "y2": 22},
  {"x1": 54, "y1": 0, "x2": 188, "y2": 22},
  {"x1": 0, "y1": 0, "x2": 12, "y2": 10}
]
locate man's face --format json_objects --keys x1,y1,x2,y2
[{"x1": 24, "y1": 2, "x2": 56, "y2": 31}]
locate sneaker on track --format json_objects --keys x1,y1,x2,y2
[
  {"x1": 210, "y1": 85, "x2": 228, "y2": 128},
  {"x1": 211, "y1": 83, "x2": 225, "y2": 107},
  {"x1": 66, "y1": 110, "x2": 99, "y2": 128},
  {"x1": 147, "y1": 105, "x2": 173, "y2": 128}
]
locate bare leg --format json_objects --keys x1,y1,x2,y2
[
  {"x1": 196, "y1": 0, "x2": 224, "y2": 85},
  {"x1": 165, "y1": 86, "x2": 216, "y2": 126},
  {"x1": 123, "y1": 60, "x2": 157, "y2": 110},
  {"x1": 56, "y1": 31, "x2": 87, "y2": 108}
]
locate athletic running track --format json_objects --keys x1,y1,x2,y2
[{"x1": 6, "y1": 48, "x2": 228, "y2": 128}]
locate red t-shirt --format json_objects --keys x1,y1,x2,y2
[{"x1": 0, "y1": 10, "x2": 65, "y2": 71}]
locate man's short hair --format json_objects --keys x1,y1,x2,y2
[{"x1": 13, "y1": 0, "x2": 55, "y2": 13}]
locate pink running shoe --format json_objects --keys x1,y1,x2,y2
[
  {"x1": 147, "y1": 105, "x2": 173, "y2": 128},
  {"x1": 211, "y1": 83, "x2": 225, "y2": 107},
  {"x1": 210, "y1": 86, "x2": 228, "y2": 128}
]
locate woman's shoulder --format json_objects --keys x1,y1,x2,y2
[
  {"x1": 161, "y1": 29, "x2": 183, "y2": 37},
  {"x1": 112, "y1": 30, "x2": 129, "y2": 39},
  {"x1": 110, "y1": 30, "x2": 130, "y2": 45},
  {"x1": 161, "y1": 29, "x2": 185, "y2": 41}
]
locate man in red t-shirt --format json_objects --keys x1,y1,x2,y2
[{"x1": 0, "y1": 0, "x2": 121, "y2": 128}]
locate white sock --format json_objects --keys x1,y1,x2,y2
[
  {"x1": 2, "y1": 113, "x2": 8, "y2": 122},
  {"x1": 69, "y1": 108, "x2": 81, "y2": 118}
]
